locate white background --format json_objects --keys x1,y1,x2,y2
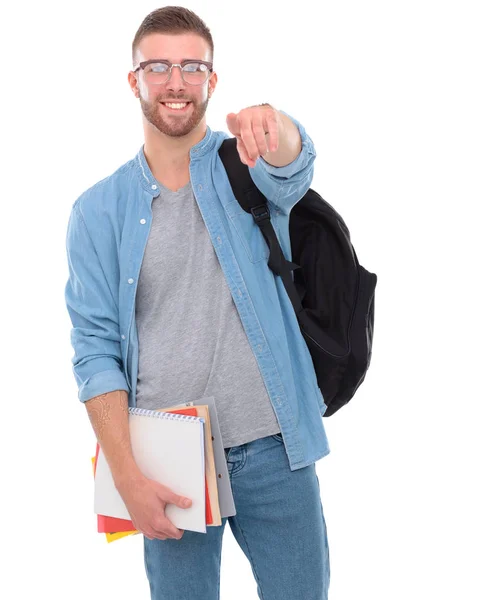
[{"x1": 1, "y1": 0, "x2": 494, "y2": 598}]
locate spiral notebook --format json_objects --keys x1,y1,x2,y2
[{"x1": 94, "y1": 407, "x2": 207, "y2": 534}]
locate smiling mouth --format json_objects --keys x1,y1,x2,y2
[{"x1": 160, "y1": 101, "x2": 192, "y2": 112}]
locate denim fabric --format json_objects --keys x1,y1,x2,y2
[
  {"x1": 64, "y1": 110, "x2": 330, "y2": 470},
  {"x1": 143, "y1": 434, "x2": 330, "y2": 599}
]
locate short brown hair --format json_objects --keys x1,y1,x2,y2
[{"x1": 132, "y1": 6, "x2": 214, "y2": 66}]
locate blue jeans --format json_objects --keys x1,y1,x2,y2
[{"x1": 143, "y1": 433, "x2": 330, "y2": 599}]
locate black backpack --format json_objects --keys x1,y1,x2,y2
[{"x1": 218, "y1": 138, "x2": 377, "y2": 417}]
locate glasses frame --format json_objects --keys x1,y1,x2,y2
[{"x1": 132, "y1": 59, "x2": 214, "y2": 86}]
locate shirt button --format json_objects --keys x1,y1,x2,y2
[
  {"x1": 140, "y1": 218, "x2": 146, "y2": 224},
  {"x1": 128, "y1": 278, "x2": 134, "y2": 284},
  {"x1": 257, "y1": 344, "x2": 263, "y2": 352},
  {"x1": 121, "y1": 334, "x2": 126, "y2": 340},
  {"x1": 198, "y1": 184, "x2": 203, "y2": 192},
  {"x1": 151, "y1": 184, "x2": 157, "y2": 190}
]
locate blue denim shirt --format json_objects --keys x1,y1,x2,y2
[{"x1": 64, "y1": 110, "x2": 330, "y2": 470}]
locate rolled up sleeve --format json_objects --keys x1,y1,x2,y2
[
  {"x1": 248, "y1": 110, "x2": 316, "y2": 215},
  {"x1": 64, "y1": 201, "x2": 129, "y2": 403}
]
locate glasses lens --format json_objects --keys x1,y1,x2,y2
[
  {"x1": 182, "y1": 62, "x2": 209, "y2": 85},
  {"x1": 143, "y1": 62, "x2": 209, "y2": 85}
]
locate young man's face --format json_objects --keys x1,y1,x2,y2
[{"x1": 131, "y1": 32, "x2": 217, "y2": 138}]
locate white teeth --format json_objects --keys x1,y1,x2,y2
[{"x1": 164, "y1": 102, "x2": 189, "y2": 109}]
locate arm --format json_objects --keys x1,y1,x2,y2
[
  {"x1": 248, "y1": 109, "x2": 317, "y2": 215},
  {"x1": 65, "y1": 201, "x2": 136, "y2": 485},
  {"x1": 86, "y1": 389, "x2": 141, "y2": 487},
  {"x1": 65, "y1": 205, "x2": 191, "y2": 533},
  {"x1": 262, "y1": 109, "x2": 302, "y2": 168}
]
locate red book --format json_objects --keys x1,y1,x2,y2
[{"x1": 94, "y1": 407, "x2": 212, "y2": 533}]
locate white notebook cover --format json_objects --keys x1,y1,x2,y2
[{"x1": 94, "y1": 408, "x2": 207, "y2": 534}]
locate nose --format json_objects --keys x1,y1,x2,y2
[{"x1": 166, "y1": 64, "x2": 186, "y2": 91}]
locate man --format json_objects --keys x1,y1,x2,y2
[{"x1": 64, "y1": 6, "x2": 330, "y2": 600}]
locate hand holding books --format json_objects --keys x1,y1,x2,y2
[
  {"x1": 116, "y1": 474, "x2": 192, "y2": 541},
  {"x1": 93, "y1": 397, "x2": 236, "y2": 543}
]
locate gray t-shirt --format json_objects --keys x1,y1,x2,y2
[{"x1": 134, "y1": 180, "x2": 281, "y2": 448}]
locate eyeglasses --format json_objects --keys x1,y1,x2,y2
[{"x1": 132, "y1": 59, "x2": 213, "y2": 86}]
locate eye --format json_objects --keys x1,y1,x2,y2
[
  {"x1": 145, "y1": 62, "x2": 170, "y2": 73},
  {"x1": 183, "y1": 62, "x2": 207, "y2": 72}
]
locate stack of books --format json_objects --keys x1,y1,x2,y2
[{"x1": 92, "y1": 397, "x2": 235, "y2": 543}]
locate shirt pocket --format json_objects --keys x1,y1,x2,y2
[{"x1": 224, "y1": 198, "x2": 277, "y2": 264}]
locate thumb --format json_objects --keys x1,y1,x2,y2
[
  {"x1": 157, "y1": 482, "x2": 192, "y2": 508},
  {"x1": 171, "y1": 492, "x2": 192, "y2": 508}
]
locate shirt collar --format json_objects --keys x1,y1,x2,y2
[{"x1": 134, "y1": 125, "x2": 215, "y2": 196}]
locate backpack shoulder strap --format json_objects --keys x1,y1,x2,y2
[
  {"x1": 217, "y1": 137, "x2": 269, "y2": 211},
  {"x1": 218, "y1": 137, "x2": 300, "y2": 277},
  {"x1": 218, "y1": 137, "x2": 348, "y2": 357}
]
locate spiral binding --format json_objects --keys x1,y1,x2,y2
[{"x1": 128, "y1": 406, "x2": 204, "y2": 424}]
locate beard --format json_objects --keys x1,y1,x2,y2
[{"x1": 139, "y1": 94, "x2": 209, "y2": 138}]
